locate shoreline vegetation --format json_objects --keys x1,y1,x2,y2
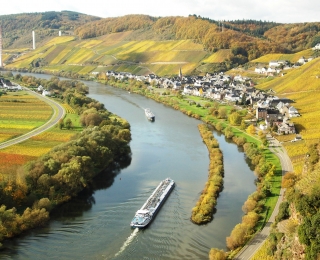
[
  {"x1": 85, "y1": 73, "x2": 281, "y2": 258},
  {"x1": 191, "y1": 124, "x2": 224, "y2": 224},
  {"x1": 0, "y1": 73, "x2": 132, "y2": 247},
  {"x1": 3, "y1": 70, "x2": 282, "y2": 259}
]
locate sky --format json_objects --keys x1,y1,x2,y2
[{"x1": 0, "y1": 0, "x2": 319, "y2": 24}]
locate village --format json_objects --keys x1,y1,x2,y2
[
  {"x1": 1, "y1": 53, "x2": 311, "y2": 140},
  {"x1": 91, "y1": 55, "x2": 309, "y2": 139}
]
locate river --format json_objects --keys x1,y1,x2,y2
[{"x1": 2, "y1": 73, "x2": 256, "y2": 259}]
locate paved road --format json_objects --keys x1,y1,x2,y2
[
  {"x1": 0, "y1": 89, "x2": 65, "y2": 149},
  {"x1": 235, "y1": 135, "x2": 293, "y2": 260}
]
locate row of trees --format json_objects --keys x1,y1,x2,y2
[
  {"x1": 0, "y1": 75, "x2": 132, "y2": 245},
  {"x1": 223, "y1": 140, "x2": 276, "y2": 255},
  {"x1": 191, "y1": 124, "x2": 224, "y2": 224}
]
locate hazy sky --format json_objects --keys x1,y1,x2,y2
[{"x1": 0, "y1": 0, "x2": 319, "y2": 23}]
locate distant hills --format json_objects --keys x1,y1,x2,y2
[
  {"x1": 1, "y1": 13, "x2": 320, "y2": 76},
  {"x1": 0, "y1": 11, "x2": 100, "y2": 49}
]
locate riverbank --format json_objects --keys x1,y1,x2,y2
[
  {"x1": 191, "y1": 124, "x2": 224, "y2": 224},
  {"x1": 93, "y1": 76, "x2": 282, "y2": 257},
  {"x1": 0, "y1": 75, "x2": 132, "y2": 246}
]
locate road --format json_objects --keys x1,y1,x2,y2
[
  {"x1": 0, "y1": 89, "x2": 65, "y2": 149},
  {"x1": 234, "y1": 134, "x2": 293, "y2": 260}
]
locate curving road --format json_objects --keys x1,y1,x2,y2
[
  {"x1": 0, "y1": 88, "x2": 65, "y2": 149},
  {"x1": 235, "y1": 134, "x2": 293, "y2": 260}
]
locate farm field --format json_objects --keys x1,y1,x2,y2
[
  {"x1": 251, "y1": 49, "x2": 314, "y2": 64},
  {"x1": 203, "y1": 49, "x2": 232, "y2": 63},
  {"x1": 0, "y1": 92, "x2": 82, "y2": 176},
  {"x1": 5, "y1": 34, "x2": 211, "y2": 76},
  {"x1": 0, "y1": 91, "x2": 52, "y2": 142}
]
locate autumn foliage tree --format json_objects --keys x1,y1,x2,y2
[{"x1": 209, "y1": 248, "x2": 226, "y2": 260}]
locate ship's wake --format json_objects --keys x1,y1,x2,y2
[{"x1": 114, "y1": 228, "x2": 139, "y2": 257}]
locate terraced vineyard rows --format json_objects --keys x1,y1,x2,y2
[
  {"x1": 0, "y1": 91, "x2": 52, "y2": 142},
  {"x1": 0, "y1": 91, "x2": 77, "y2": 176}
]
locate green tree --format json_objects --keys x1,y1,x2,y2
[
  {"x1": 240, "y1": 120, "x2": 247, "y2": 130},
  {"x1": 246, "y1": 124, "x2": 256, "y2": 135},
  {"x1": 65, "y1": 118, "x2": 73, "y2": 130},
  {"x1": 58, "y1": 118, "x2": 64, "y2": 129},
  {"x1": 298, "y1": 211, "x2": 320, "y2": 260},
  {"x1": 229, "y1": 112, "x2": 242, "y2": 125},
  {"x1": 218, "y1": 107, "x2": 227, "y2": 119}
]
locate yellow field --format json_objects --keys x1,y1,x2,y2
[
  {"x1": 203, "y1": 49, "x2": 232, "y2": 63},
  {"x1": 251, "y1": 49, "x2": 314, "y2": 63},
  {"x1": 62, "y1": 103, "x2": 76, "y2": 114},
  {"x1": 45, "y1": 36, "x2": 76, "y2": 46},
  {"x1": 77, "y1": 39, "x2": 103, "y2": 49},
  {"x1": 5, "y1": 35, "x2": 212, "y2": 75},
  {"x1": 67, "y1": 48, "x2": 95, "y2": 64},
  {"x1": 257, "y1": 57, "x2": 320, "y2": 173},
  {"x1": 0, "y1": 92, "x2": 79, "y2": 175},
  {"x1": 0, "y1": 92, "x2": 52, "y2": 142}
]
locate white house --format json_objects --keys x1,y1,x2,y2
[
  {"x1": 42, "y1": 90, "x2": 52, "y2": 96},
  {"x1": 298, "y1": 57, "x2": 307, "y2": 65},
  {"x1": 269, "y1": 60, "x2": 280, "y2": 67},
  {"x1": 37, "y1": 85, "x2": 44, "y2": 92},
  {"x1": 255, "y1": 67, "x2": 267, "y2": 74},
  {"x1": 288, "y1": 106, "x2": 300, "y2": 117},
  {"x1": 312, "y1": 43, "x2": 320, "y2": 50}
]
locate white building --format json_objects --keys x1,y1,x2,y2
[{"x1": 312, "y1": 43, "x2": 320, "y2": 50}]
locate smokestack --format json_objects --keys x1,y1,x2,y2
[
  {"x1": 59, "y1": 31, "x2": 61, "y2": 36},
  {"x1": 32, "y1": 31, "x2": 35, "y2": 49}
]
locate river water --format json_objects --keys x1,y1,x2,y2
[{"x1": 2, "y1": 74, "x2": 256, "y2": 259}]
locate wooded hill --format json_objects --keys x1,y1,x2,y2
[
  {"x1": 74, "y1": 14, "x2": 320, "y2": 58},
  {"x1": 0, "y1": 11, "x2": 100, "y2": 49},
  {"x1": 3, "y1": 12, "x2": 320, "y2": 76}
]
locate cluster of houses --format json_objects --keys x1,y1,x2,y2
[
  {"x1": 254, "y1": 56, "x2": 314, "y2": 76},
  {"x1": 0, "y1": 78, "x2": 23, "y2": 91},
  {"x1": 256, "y1": 99, "x2": 300, "y2": 135},
  {"x1": 37, "y1": 85, "x2": 52, "y2": 96},
  {"x1": 92, "y1": 66, "x2": 301, "y2": 137}
]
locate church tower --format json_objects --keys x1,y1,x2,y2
[{"x1": 179, "y1": 67, "x2": 182, "y2": 80}]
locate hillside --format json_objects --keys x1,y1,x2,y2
[
  {"x1": 0, "y1": 11, "x2": 100, "y2": 49},
  {"x1": 2, "y1": 14, "x2": 320, "y2": 77},
  {"x1": 251, "y1": 56, "x2": 320, "y2": 259},
  {"x1": 4, "y1": 32, "x2": 210, "y2": 76}
]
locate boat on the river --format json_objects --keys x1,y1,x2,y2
[
  {"x1": 145, "y1": 108, "x2": 155, "y2": 121},
  {"x1": 130, "y1": 178, "x2": 175, "y2": 228}
]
